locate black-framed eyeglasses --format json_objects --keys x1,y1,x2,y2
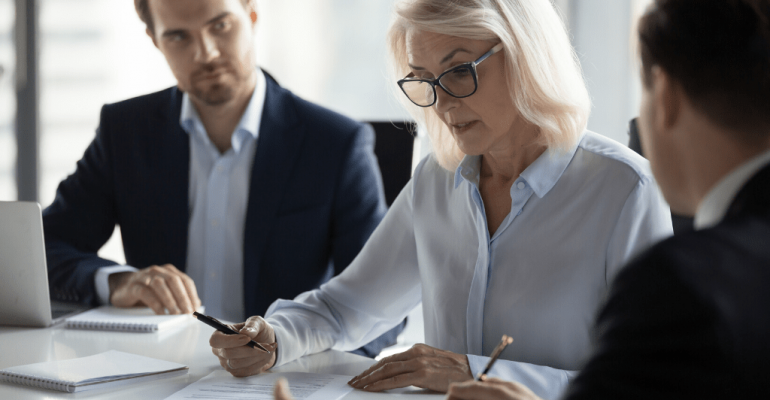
[{"x1": 397, "y1": 43, "x2": 504, "y2": 107}]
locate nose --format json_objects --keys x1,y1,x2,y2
[
  {"x1": 194, "y1": 33, "x2": 221, "y2": 64},
  {"x1": 433, "y1": 86, "x2": 459, "y2": 114}
]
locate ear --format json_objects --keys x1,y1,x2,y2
[
  {"x1": 146, "y1": 27, "x2": 159, "y2": 49},
  {"x1": 650, "y1": 66, "x2": 682, "y2": 131}
]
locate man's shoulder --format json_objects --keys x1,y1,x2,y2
[
  {"x1": 267, "y1": 80, "x2": 370, "y2": 143},
  {"x1": 618, "y1": 217, "x2": 770, "y2": 320},
  {"x1": 102, "y1": 86, "x2": 178, "y2": 115}
]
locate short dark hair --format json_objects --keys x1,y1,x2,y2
[
  {"x1": 134, "y1": 0, "x2": 250, "y2": 35},
  {"x1": 639, "y1": 0, "x2": 770, "y2": 140},
  {"x1": 134, "y1": 0, "x2": 154, "y2": 33}
]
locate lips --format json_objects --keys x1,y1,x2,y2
[
  {"x1": 197, "y1": 70, "x2": 226, "y2": 81},
  {"x1": 449, "y1": 120, "x2": 479, "y2": 133}
]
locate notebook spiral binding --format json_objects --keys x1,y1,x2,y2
[
  {"x1": 66, "y1": 320, "x2": 158, "y2": 332},
  {"x1": 0, "y1": 371, "x2": 77, "y2": 393}
]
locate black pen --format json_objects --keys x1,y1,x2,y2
[
  {"x1": 193, "y1": 311, "x2": 271, "y2": 353},
  {"x1": 476, "y1": 335, "x2": 513, "y2": 381}
]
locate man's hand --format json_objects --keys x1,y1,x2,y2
[
  {"x1": 274, "y1": 378, "x2": 293, "y2": 400},
  {"x1": 446, "y1": 377, "x2": 543, "y2": 400},
  {"x1": 210, "y1": 315, "x2": 278, "y2": 377},
  {"x1": 109, "y1": 264, "x2": 201, "y2": 314},
  {"x1": 348, "y1": 343, "x2": 473, "y2": 393}
]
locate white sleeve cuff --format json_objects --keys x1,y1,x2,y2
[
  {"x1": 94, "y1": 265, "x2": 138, "y2": 305},
  {"x1": 467, "y1": 354, "x2": 577, "y2": 400}
]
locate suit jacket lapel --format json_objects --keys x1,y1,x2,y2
[{"x1": 242, "y1": 76, "x2": 306, "y2": 315}]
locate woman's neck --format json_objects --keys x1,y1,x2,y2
[{"x1": 480, "y1": 124, "x2": 545, "y2": 182}]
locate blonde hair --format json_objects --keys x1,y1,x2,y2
[{"x1": 387, "y1": 0, "x2": 591, "y2": 170}]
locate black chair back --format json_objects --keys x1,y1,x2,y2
[{"x1": 369, "y1": 122, "x2": 416, "y2": 206}]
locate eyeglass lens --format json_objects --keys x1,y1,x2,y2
[{"x1": 401, "y1": 66, "x2": 476, "y2": 106}]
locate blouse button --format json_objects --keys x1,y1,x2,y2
[{"x1": 517, "y1": 182, "x2": 526, "y2": 189}]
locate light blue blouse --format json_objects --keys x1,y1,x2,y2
[{"x1": 265, "y1": 131, "x2": 673, "y2": 399}]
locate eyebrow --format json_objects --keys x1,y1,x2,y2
[
  {"x1": 160, "y1": 12, "x2": 232, "y2": 39},
  {"x1": 408, "y1": 48, "x2": 473, "y2": 71}
]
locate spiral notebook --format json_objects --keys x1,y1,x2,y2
[
  {"x1": 66, "y1": 306, "x2": 193, "y2": 332},
  {"x1": 0, "y1": 350, "x2": 188, "y2": 393}
]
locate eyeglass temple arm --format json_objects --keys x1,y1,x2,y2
[{"x1": 474, "y1": 43, "x2": 505, "y2": 66}]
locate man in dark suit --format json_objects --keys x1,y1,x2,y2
[
  {"x1": 444, "y1": 0, "x2": 770, "y2": 398},
  {"x1": 43, "y1": 0, "x2": 401, "y2": 357}
]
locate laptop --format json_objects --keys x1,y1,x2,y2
[{"x1": 0, "y1": 201, "x2": 86, "y2": 327}]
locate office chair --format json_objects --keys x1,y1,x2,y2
[{"x1": 368, "y1": 121, "x2": 416, "y2": 207}]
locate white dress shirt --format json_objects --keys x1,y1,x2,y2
[
  {"x1": 264, "y1": 131, "x2": 673, "y2": 399},
  {"x1": 695, "y1": 148, "x2": 770, "y2": 230},
  {"x1": 95, "y1": 71, "x2": 267, "y2": 323}
]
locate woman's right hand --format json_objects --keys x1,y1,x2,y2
[
  {"x1": 446, "y1": 377, "x2": 543, "y2": 400},
  {"x1": 209, "y1": 315, "x2": 278, "y2": 377}
]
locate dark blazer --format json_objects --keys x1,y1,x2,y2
[
  {"x1": 565, "y1": 163, "x2": 770, "y2": 399},
  {"x1": 43, "y1": 75, "x2": 402, "y2": 356}
]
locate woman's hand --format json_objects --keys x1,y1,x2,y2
[
  {"x1": 210, "y1": 315, "x2": 278, "y2": 377},
  {"x1": 348, "y1": 343, "x2": 473, "y2": 393},
  {"x1": 446, "y1": 377, "x2": 543, "y2": 400}
]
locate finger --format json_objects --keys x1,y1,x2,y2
[
  {"x1": 240, "y1": 316, "x2": 274, "y2": 343},
  {"x1": 360, "y1": 370, "x2": 428, "y2": 392},
  {"x1": 160, "y1": 264, "x2": 200, "y2": 309},
  {"x1": 218, "y1": 351, "x2": 275, "y2": 378},
  {"x1": 161, "y1": 263, "x2": 181, "y2": 273},
  {"x1": 133, "y1": 284, "x2": 165, "y2": 314},
  {"x1": 212, "y1": 345, "x2": 273, "y2": 369},
  {"x1": 274, "y1": 378, "x2": 294, "y2": 400},
  {"x1": 163, "y1": 273, "x2": 194, "y2": 314},
  {"x1": 220, "y1": 350, "x2": 274, "y2": 370},
  {"x1": 214, "y1": 342, "x2": 272, "y2": 360},
  {"x1": 148, "y1": 276, "x2": 181, "y2": 314},
  {"x1": 178, "y1": 271, "x2": 201, "y2": 309},
  {"x1": 350, "y1": 359, "x2": 419, "y2": 389},
  {"x1": 210, "y1": 330, "x2": 253, "y2": 349},
  {"x1": 447, "y1": 379, "x2": 535, "y2": 400},
  {"x1": 349, "y1": 347, "x2": 421, "y2": 384}
]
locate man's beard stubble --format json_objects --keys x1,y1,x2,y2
[
  {"x1": 192, "y1": 83, "x2": 235, "y2": 106},
  {"x1": 189, "y1": 61, "x2": 239, "y2": 106}
]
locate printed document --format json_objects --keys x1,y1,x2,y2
[{"x1": 164, "y1": 370, "x2": 354, "y2": 400}]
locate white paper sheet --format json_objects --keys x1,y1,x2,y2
[{"x1": 164, "y1": 370, "x2": 355, "y2": 400}]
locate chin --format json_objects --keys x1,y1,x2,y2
[
  {"x1": 453, "y1": 137, "x2": 487, "y2": 157},
  {"x1": 195, "y1": 85, "x2": 235, "y2": 106}
]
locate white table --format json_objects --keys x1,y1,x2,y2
[{"x1": 0, "y1": 321, "x2": 442, "y2": 399}]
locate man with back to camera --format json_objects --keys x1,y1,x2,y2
[
  {"x1": 42, "y1": 0, "x2": 403, "y2": 357},
  {"x1": 434, "y1": 0, "x2": 770, "y2": 399}
]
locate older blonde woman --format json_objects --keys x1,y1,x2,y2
[{"x1": 208, "y1": 0, "x2": 673, "y2": 398}]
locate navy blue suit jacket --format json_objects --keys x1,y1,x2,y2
[{"x1": 43, "y1": 76, "x2": 401, "y2": 356}]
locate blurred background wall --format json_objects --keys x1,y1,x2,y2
[{"x1": 0, "y1": 0, "x2": 653, "y2": 262}]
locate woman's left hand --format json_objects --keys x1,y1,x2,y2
[{"x1": 348, "y1": 343, "x2": 473, "y2": 393}]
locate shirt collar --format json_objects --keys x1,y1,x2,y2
[
  {"x1": 179, "y1": 69, "x2": 267, "y2": 154},
  {"x1": 453, "y1": 133, "x2": 581, "y2": 198},
  {"x1": 519, "y1": 137, "x2": 581, "y2": 198},
  {"x1": 695, "y1": 148, "x2": 770, "y2": 230},
  {"x1": 454, "y1": 155, "x2": 481, "y2": 188}
]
